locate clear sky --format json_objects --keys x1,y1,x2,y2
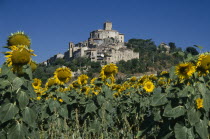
[{"x1": 0, "y1": 0, "x2": 210, "y2": 65}]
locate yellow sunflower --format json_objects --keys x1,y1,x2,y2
[
  {"x1": 138, "y1": 75, "x2": 149, "y2": 85},
  {"x1": 7, "y1": 31, "x2": 31, "y2": 47},
  {"x1": 5, "y1": 45, "x2": 35, "y2": 66},
  {"x1": 81, "y1": 86, "x2": 91, "y2": 96},
  {"x1": 90, "y1": 77, "x2": 97, "y2": 85},
  {"x1": 77, "y1": 74, "x2": 89, "y2": 85},
  {"x1": 175, "y1": 62, "x2": 196, "y2": 79},
  {"x1": 45, "y1": 77, "x2": 59, "y2": 88},
  {"x1": 160, "y1": 71, "x2": 169, "y2": 76},
  {"x1": 196, "y1": 54, "x2": 210, "y2": 76},
  {"x1": 71, "y1": 81, "x2": 80, "y2": 89},
  {"x1": 129, "y1": 76, "x2": 137, "y2": 82},
  {"x1": 196, "y1": 98, "x2": 203, "y2": 109},
  {"x1": 143, "y1": 80, "x2": 155, "y2": 93},
  {"x1": 100, "y1": 63, "x2": 118, "y2": 79},
  {"x1": 54, "y1": 67, "x2": 72, "y2": 84},
  {"x1": 32, "y1": 78, "x2": 42, "y2": 90},
  {"x1": 148, "y1": 74, "x2": 158, "y2": 81}
]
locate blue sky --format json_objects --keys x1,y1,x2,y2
[{"x1": 0, "y1": 0, "x2": 210, "y2": 65}]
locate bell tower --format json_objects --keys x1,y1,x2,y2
[{"x1": 104, "y1": 22, "x2": 112, "y2": 30}]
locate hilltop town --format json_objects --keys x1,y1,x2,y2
[{"x1": 44, "y1": 22, "x2": 140, "y2": 65}]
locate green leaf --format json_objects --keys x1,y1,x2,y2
[
  {"x1": 22, "y1": 65, "x2": 32, "y2": 80},
  {"x1": 97, "y1": 95, "x2": 105, "y2": 106},
  {"x1": 194, "y1": 45, "x2": 203, "y2": 49},
  {"x1": 163, "y1": 104, "x2": 186, "y2": 118},
  {"x1": 174, "y1": 123, "x2": 194, "y2": 139},
  {"x1": 17, "y1": 91, "x2": 29, "y2": 109},
  {"x1": 151, "y1": 92, "x2": 168, "y2": 106},
  {"x1": 0, "y1": 103, "x2": 19, "y2": 123},
  {"x1": 154, "y1": 110, "x2": 162, "y2": 121},
  {"x1": 169, "y1": 66, "x2": 177, "y2": 80},
  {"x1": 203, "y1": 92, "x2": 210, "y2": 112},
  {"x1": 58, "y1": 105, "x2": 68, "y2": 118},
  {"x1": 195, "y1": 120, "x2": 208, "y2": 139},
  {"x1": 7, "y1": 122, "x2": 26, "y2": 139},
  {"x1": 49, "y1": 100, "x2": 60, "y2": 112},
  {"x1": 187, "y1": 108, "x2": 200, "y2": 126},
  {"x1": 12, "y1": 77, "x2": 23, "y2": 91},
  {"x1": 0, "y1": 80, "x2": 10, "y2": 89},
  {"x1": 85, "y1": 101, "x2": 97, "y2": 113},
  {"x1": 0, "y1": 130, "x2": 6, "y2": 139},
  {"x1": 22, "y1": 107, "x2": 36, "y2": 125},
  {"x1": 102, "y1": 85, "x2": 113, "y2": 99},
  {"x1": 178, "y1": 85, "x2": 194, "y2": 97},
  {"x1": 104, "y1": 101, "x2": 113, "y2": 113},
  {"x1": 198, "y1": 83, "x2": 207, "y2": 95},
  {"x1": 174, "y1": 123, "x2": 188, "y2": 139}
]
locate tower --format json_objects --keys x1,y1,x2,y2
[
  {"x1": 69, "y1": 42, "x2": 74, "y2": 58},
  {"x1": 104, "y1": 22, "x2": 112, "y2": 30}
]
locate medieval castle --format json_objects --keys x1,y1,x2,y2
[{"x1": 44, "y1": 22, "x2": 139, "y2": 65}]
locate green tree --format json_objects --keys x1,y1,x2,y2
[{"x1": 185, "y1": 47, "x2": 199, "y2": 55}]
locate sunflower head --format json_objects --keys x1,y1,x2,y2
[
  {"x1": 78, "y1": 74, "x2": 89, "y2": 85},
  {"x1": 7, "y1": 31, "x2": 31, "y2": 47},
  {"x1": 5, "y1": 45, "x2": 35, "y2": 66},
  {"x1": 54, "y1": 67, "x2": 72, "y2": 84},
  {"x1": 32, "y1": 78, "x2": 42, "y2": 90},
  {"x1": 81, "y1": 86, "x2": 91, "y2": 96},
  {"x1": 129, "y1": 76, "x2": 137, "y2": 82},
  {"x1": 175, "y1": 62, "x2": 196, "y2": 79},
  {"x1": 45, "y1": 77, "x2": 59, "y2": 88},
  {"x1": 160, "y1": 71, "x2": 169, "y2": 77},
  {"x1": 90, "y1": 77, "x2": 97, "y2": 85},
  {"x1": 71, "y1": 81, "x2": 80, "y2": 88},
  {"x1": 138, "y1": 75, "x2": 149, "y2": 85},
  {"x1": 143, "y1": 80, "x2": 155, "y2": 93},
  {"x1": 100, "y1": 63, "x2": 118, "y2": 78},
  {"x1": 196, "y1": 98, "x2": 203, "y2": 109},
  {"x1": 196, "y1": 54, "x2": 210, "y2": 76}
]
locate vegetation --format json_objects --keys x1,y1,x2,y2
[{"x1": 1, "y1": 32, "x2": 209, "y2": 138}]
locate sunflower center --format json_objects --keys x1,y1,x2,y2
[
  {"x1": 11, "y1": 49, "x2": 31, "y2": 65},
  {"x1": 57, "y1": 71, "x2": 70, "y2": 81}
]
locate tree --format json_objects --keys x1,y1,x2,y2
[
  {"x1": 168, "y1": 42, "x2": 176, "y2": 52},
  {"x1": 185, "y1": 47, "x2": 199, "y2": 55}
]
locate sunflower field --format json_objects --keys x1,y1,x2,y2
[{"x1": 0, "y1": 32, "x2": 210, "y2": 139}]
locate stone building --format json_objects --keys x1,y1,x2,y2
[{"x1": 64, "y1": 22, "x2": 139, "y2": 64}]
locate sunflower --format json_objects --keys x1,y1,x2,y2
[
  {"x1": 196, "y1": 98, "x2": 203, "y2": 109},
  {"x1": 112, "y1": 84, "x2": 121, "y2": 91},
  {"x1": 32, "y1": 78, "x2": 42, "y2": 90},
  {"x1": 129, "y1": 76, "x2": 137, "y2": 82},
  {"x1": 100, "y1": 63, "x2": 118, "y2": 79},
  {"x1": 160, "y1": 71, "x2": 169, "y2": 76},
  {"x1": 81, "y1": 86, "x2": 91, "y2": 96},
  {"x1": 7, "y1": 31, "x2": 31, "y2": 47},
  {"x1": 196, "y1": 54, "x2": 210, "y2": 76},
  {"x1": 138, "y1": 75, "x2": 149, "y2": 85},
  {"x1": 71, "y1": 81, "x2": 80, "y2": 89},
  {"x1": 143, "y1": 80, "x2": 155, "y2": 93},
  {"x1": 45, "y1": 77, "x2": 59, "y2": 88},
  {"x1": 90, "y1": 77, "x2": 97, "y2": 85},
  {"x1": 175, "y1": 62, "x2": 196, "y2": 79},
  {"x1": 148, "y1": 74, "x2": 158, "y2": 81},
  {"x1": 54, "y1": 67, "x2": 72, "y2": 84},
  {"x1": 157, "y1": 77, "x2": 167, "y2": 86},
  {"x1": 5, "y1": 45, "x2": 35, "y2": 66},
  {"x1": 77, "y1": 74, "x2": 89, "y2": 85}
]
